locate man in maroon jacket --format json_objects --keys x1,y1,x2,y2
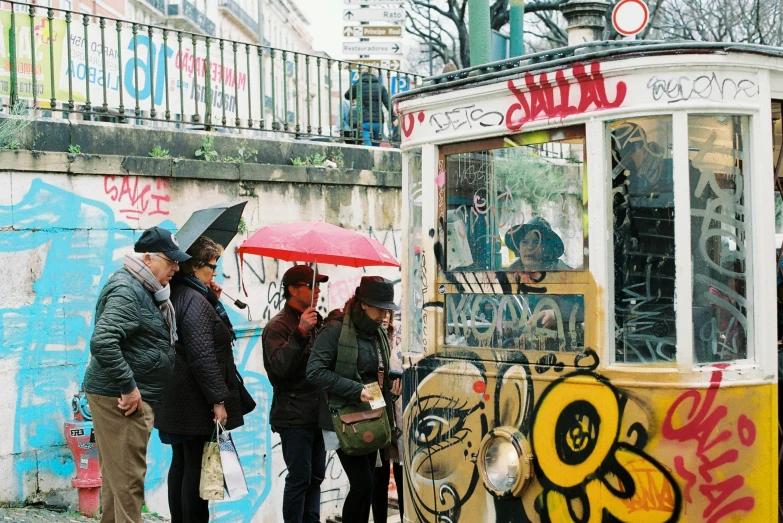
[{"x1": 262, "y1": 265, "x2": 329, "y2": 523}]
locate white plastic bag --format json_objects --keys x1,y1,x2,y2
[{"x1": 217, "y1": 421, "x2": 248, "y2": 498}]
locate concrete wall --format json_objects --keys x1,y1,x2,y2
[{"x1": 0, "y1": 120, "x2": 402, "y2": 522}]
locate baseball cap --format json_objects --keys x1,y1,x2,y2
[
  {"x1": 282, "y1": 265, "x2": 329, "y2": 288},
  {"x1": 134, "y1": 226, "x2": 191, "y2": 263}
]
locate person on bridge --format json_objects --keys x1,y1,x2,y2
[
  {"x1": 262, "y1": 265, "x2": 330, "y2": 523},
  {"x1": 83, "y1": 226, "x2": 189, "y2": 523},
  {"x1": 345, "y1": 68, "x2": 391, "y2": 147}
]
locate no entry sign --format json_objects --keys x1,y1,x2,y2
[{"x1": 612, "y1": 0, "x2": 649, "y2": 37}]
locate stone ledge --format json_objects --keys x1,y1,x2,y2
[{"x1": 0, "y1": 150, "x2": 402, "y2": 188}]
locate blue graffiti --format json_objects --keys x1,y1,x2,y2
[{"x1": 0, "y1": 179, "x2": 272, "y2": 520}]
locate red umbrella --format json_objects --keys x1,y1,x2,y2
[
  {"x1": 236, "y1": 221, "x2": 400, "y2": 298},
  {"x1": 237, "y1": 221, "x2": 400, "y2": 267}
]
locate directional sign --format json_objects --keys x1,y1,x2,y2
[
  {"x1": 344, "y1": 0, "x2": 405, "y2": 4},
  {"x1": 343, "y1": 9, "x2": 405, "y2": 23},
  {"x1": 344, "y1": 59, "x2": 402, "y2": 71},
  {"x1": 343, "y1": 42, "x2": 402, "y2": 55},
  {"x1": 343, "y1": 25, "x2": 403, "y2": 38}
]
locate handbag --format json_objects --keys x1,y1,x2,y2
[
  {"x1": 217, "y1": 421, "x2": 249, "y2": 498},
  {"x1": 328, "y1": 310, "x2": 391, "y2": 456},
  {"x1": 199, "y1": 427, "x2": 224, "y2": 501},
  {"x1": 235, "y1": 370, "x2": 256, "y2": 415},
  {"x1": 331, "y1": 401, "x2": 392, "y2": 456}
]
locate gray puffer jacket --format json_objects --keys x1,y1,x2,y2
[{"x1": 83, "y1": 268, "x2": 174, "y2": 403}]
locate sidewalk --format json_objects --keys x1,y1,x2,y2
[{"x1": 0, "y1": 507, "x2": 168, "y2": 522}]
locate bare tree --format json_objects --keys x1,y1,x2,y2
[
  {"x1": 648, "y1": 0, "x2": 783, "y2": 46},
  {"x1": 404, "y1": 0, "x2": 567, "y2": 70},
  {"x1": 405, "y1": 0, "x2": 782, "y2": 74}
]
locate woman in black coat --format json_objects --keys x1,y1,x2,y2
[{"x1": 154, "y1": 236, "x2": 244, "y2": 523}]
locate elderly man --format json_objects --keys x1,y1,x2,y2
[
  {"x1": 83, "y1": 226, "x2": 190, "y2": 523},
  {"x1": 263, "y1": 265, "x2": 329, "y2": 523}
]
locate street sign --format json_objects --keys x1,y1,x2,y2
[
  {"x1": 612, "y1": 0, "x2": 649, "y2": 36},
  {"x1": 343, "y1": 25, "x2": 403, "y2": 38},
  {"x1": 343, "y1": 59, "x2": 402, "y2": 71},
  {"x1": 344, "y1": 0, "x2": 405, "y2": 4},
  {"x1": 343, "y1": 42, "x2": 402, "y2": 55},
  {"x1": 343, "y1": 9, "x2": 405, "y2": 23}
]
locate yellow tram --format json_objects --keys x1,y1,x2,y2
[{"x1": 396, "y1": 42, "x2": 783, "y2": 522}]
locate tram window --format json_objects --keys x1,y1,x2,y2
[
  {"x1": 406, "y1": 149, "x2": 425, "y2": 354},
  {"x1": 443, "y1": 127, "x2": 585, "y2": 272},
  {"x1": 610, "y1": 117, "x2": 676, "y2": 364},
  {"x1": 690, "y1": 115, "x2": 749, "y2": 363},
  {"x1": 445, "y1": 293, "x2": 585, "y2": 352}
]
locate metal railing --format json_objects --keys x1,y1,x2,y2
[{"x1": 1, "y1": 1, "x2": 423, "y2": 146}]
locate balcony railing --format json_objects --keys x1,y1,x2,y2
[
  {"x1": 168, "y1": 0, "x2": 215, "y2": 37},
  {"x1": 134, "y1": 0, "x2": 166, "y2": 16},
  {"x1": 0, "y1": 1, "x2": 422, "y2": 146},
  {"x1": 219, "y1": 0, "x2": 259, "y2": 38}
]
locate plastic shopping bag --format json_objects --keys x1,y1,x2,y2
[
  {"x1": 199, "y1": 428, "x2": 224, "y2": 501},
  {"x1": 218, "y1": 421, "x2": 249, "y2": 498}
]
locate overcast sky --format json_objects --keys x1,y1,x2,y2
[{"x1": 294, "y1": 0, "x2": 346, "y2": 59}]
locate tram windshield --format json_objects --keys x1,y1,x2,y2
[{"x1": 442, "y1": 127, "x2": 586, "y2": 353}]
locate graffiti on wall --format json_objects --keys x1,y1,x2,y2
[
  {"x1": 103, "y1": 175, "x2": 171, "y2": 220},
  {"x1": 0, "y1": 178, "x2": 273, "y2": 521},
  {"x1": 401, "y1": 61, "x2": 627, "y2": 141},
  {"x1": 403, "y1": 350, "x2": 682, "y2": 523},
  {"x1": 662, "y1": 368, "x2": 756, "y2": 522}
]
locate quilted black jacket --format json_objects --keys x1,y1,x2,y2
[
  {"x1": 153, "y1": 282, "x2": 244, "y2": 435},
  {"x1": 83, "y1": 268, "x2": 174, "y2": 403}
]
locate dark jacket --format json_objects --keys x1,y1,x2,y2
[
  {"x1": 344, "y1": 73, "x2": 390, "y2": 125},
  {"x1": 262, "y1": 303, "x2": 323, "y2": 430},
  {"x1": 83, "y1": 268, "x2": 174, "y2": 403},
  {"x1": 154, "y1": 282, "x2": 244, "y2": 435},
  {"x1": 306, "y1": 309, "x2": 393, "y2": 432}
]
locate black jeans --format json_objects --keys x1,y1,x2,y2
[
  {"x1": 371, "y1": 459, "x2": 405, "y2": 523},
  {"x1": 337, "y1": 449, "x2": 377, "y2": 523},
  {"x1": 167, "y1": 435, "x2": 210, "y2": 523},
  {"x1": 279, "y1": 427, "x2": 326, "y2": 523}
]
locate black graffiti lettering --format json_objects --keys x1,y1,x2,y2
[
  {"x1": 429, "y1": 104, "x2": 506, "y2": 134},
  {"x1": 647, "y1": 73, "x2": 759, "y2": 103}
]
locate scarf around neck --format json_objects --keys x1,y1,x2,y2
[
  {"x1": 123, "y1": 254, "x2": 177, "y2": 344},
  {"x1": 180, "y1": 274, "x2": 237, "y2": 341}
]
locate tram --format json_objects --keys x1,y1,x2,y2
[{"x1": 396, "y1": 41, "x2": 783, "y2": 522}]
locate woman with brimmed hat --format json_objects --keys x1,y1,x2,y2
[
  {"x1": 505, "y1": 216, "x2": 571, "y2": 271},
  {"x1": 306, "y1": 276, "x2": 402, "y2": 523}
]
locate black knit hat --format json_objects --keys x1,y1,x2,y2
[{"x1": 355, "y1": 276, "x2": 398, "y2": 311}]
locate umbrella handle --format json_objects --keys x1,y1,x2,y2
[{"x1": 221, "y1": 290, "x2": 248, "y2": 310}]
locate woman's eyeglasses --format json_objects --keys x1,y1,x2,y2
[
  {"x1": 204, "y1": 262, "x2": 218, "y2": 272},
  {"x1": 297, "y1": 282, "x2": 320, "y2": 290}
]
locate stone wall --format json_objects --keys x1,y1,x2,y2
[{"x1": 0, "y1": 119, "x2": 402, "y2": 522}]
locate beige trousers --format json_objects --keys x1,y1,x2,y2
[{"x1": 86, "y1": 393, "x2": 154, "y2": 523}]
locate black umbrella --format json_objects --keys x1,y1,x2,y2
[
  {"x1": 176, "y1": 200, "x2": 248, "y2": 252},
  {"x1": 176, "y1": 200, "x2": 249, "y2": 311}
]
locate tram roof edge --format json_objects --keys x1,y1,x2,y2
[{"x1": 393, "y1": 40, "x2": 783, "y2": 103}]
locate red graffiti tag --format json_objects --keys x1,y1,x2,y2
[
  {"x1": 505, "y1": 62, "x2": 626, "y2": 131},
  {"x1": 661, "y1": 370, "x2": 756, "y2": 523},
  {"x1": 104, "y1": 176, "x2": 171, "y2": 220}
]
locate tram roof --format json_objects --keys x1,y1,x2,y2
[{"x1": 395, "y1": 40, "x2": 783, "y2": 103}]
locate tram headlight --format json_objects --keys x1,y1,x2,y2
[{"x1": 477, "y1": 427, "x2": 533, "y2": 498}]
